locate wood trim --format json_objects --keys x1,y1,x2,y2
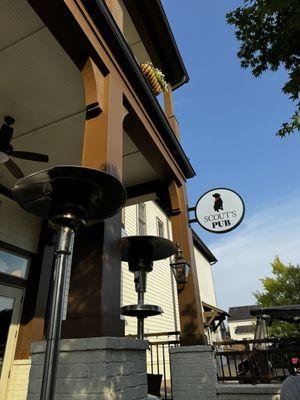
[
  {"x1": 14, "y1": 222, "x2": 56, "y2": 359},
  {"x1": 168, "y1": 181, "x2": 207, "y2": 345},
  {"x1": 203, "y1": 311, "x2": 219, "y2": 318},
  {"x1": 61, "y1": 58, "x2": 125, "y2": 338},
  {"x1": 28, "y1": 0, "x2": 195, "y2": 180}
]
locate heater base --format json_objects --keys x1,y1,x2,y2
[{"x1": 121, "y1": 304, "x2": 162, "y2": 318}]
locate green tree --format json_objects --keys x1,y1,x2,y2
[
  {"x1": 226, "y1": 0, "x2": 300, "y2": 137},
  {"x1": 254, "y1": 257, "x2": 300, "y2": 337}
]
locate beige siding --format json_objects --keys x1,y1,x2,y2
[
  {"x1": 6, "y1": 359, "x2": 31, "y2": 400},
  {"x1": 122, "y1": 201, "x2": 179, "y2": 336},
  {"x1": 0, "y1": 196, "x2": 41, "y2": 253}
]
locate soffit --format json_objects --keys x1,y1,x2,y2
[
  {"x1": 0, "y1": 0, "x2": 43, "y2": 50},
  {"x1": 0, "y1": 0, "x2": 85, "y2": 190},
  {"x1": 123, "y1": 133, "x2": 157, "y2": 187},
  {"x1": 120, "y1": 0, "x2": 151, "y2": 65},
  {"x1": 0, "y1": 0, "x2": 165, "y2": 194}
]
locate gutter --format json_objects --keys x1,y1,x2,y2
[
  {"x1": 154, "y1": 0, "x2": 190, "y2": 90},
  {"x1": 81, "y1": 0, "x2": 196, "y2": 180},
  {"x1": 123, "y1": 0, "x2": 189, "y2": 90},
  {"x1": 192, "y1": 229, "x2": 217, "y2": 264}
]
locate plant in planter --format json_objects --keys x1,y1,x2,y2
[{"x1": 140, "y1": 62, "x2": 168, "y2": 95}]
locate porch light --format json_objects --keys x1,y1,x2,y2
[{"x1": 170, "y1": 244, "x2": 190, "y2": 291}]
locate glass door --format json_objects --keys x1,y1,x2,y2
[{"x1": 0, "y1": 284, "x2": 24, "y2": 400}]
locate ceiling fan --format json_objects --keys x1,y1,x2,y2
[{"x1": 0, "y1": 116, "x2": 49, "y2": 179}]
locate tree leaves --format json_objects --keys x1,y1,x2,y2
[
  {"x1": 226, "y1": 0, "x2": 300, "y2": 137},
  {"x1": 254, "y1": 257, "x2": 300, "y2": 337}
]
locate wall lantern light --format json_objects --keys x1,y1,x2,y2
[{"x1": 170, "y1": 244, "x2": 190, "y2": 292}]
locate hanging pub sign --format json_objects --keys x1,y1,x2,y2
[{"x1": 194, "y1": 188, "x2": 245, "y2": 234}]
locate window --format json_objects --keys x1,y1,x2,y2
[
  {"x1": 0, "y1": 248, "x2": 30, "y2": 279},
  {"x1": 137, "y1": 203, "x2": 146, "y2": 235},
  {"x1": 157, "y1": 218, "x2": 164, "y2": 238}
]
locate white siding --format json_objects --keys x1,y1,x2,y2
[
  {"x1": 0, "y1": 195, "x2": 41, "y2": 253},
  {"x1": 228, "y1": 320, "x2": 255, "y2": 340},
  {"x1": 194, "y1": 246, "x2": 217, "y2": 307},
  {"x1": 122, "y1": 201, "x2": 179, "y2": 336},
  {"x1": 122, "y1": 201, "x2": 218, "y2": 340}
]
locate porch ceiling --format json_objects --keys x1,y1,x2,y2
[
  {"x1": 0, "y1": 0, "x2": 164, "y2": 196},
  {"x1": 0, "y1": 0, "x2": 85, "y2": 189},
  {"x1": 123, "y1": 133, "x2": 157, "y2": 188}
]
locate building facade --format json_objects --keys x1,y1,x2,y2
[
  {"x1": 228, "y1": 305, "x2": 257, "y2": 340},
  {"x1": 122, "y1": 201, "x2": 225, "y2": 344},
  {"x1": 0, "y1": 0, "x2": 211, "y2": 398}
]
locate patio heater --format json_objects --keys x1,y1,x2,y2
[
  {"x1": 13, "y1": 166, "x2": 126, "y2": 400},
  {"x1": 121, "y1": 236, "x2": 177, "y2": 339}
]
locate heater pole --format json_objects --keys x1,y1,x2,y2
[
  {"x1": 12, "y1": 166, "x2": 126, "y2": 400},
  {"x1": 40, "y1": 225, "x2": 75, "y2": 400},
  {"x1": 136, "y1": 271, "x2": 146, "y2": 340}
]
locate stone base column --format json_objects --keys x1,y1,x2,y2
[
  {"x1": 170, "y1": 345, "x2": 217, "y2": 400},
  {"x1": 27, "y1": 337, "x2": 148, "y2": 400}
]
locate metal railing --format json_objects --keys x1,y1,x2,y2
[
  {"x1": 214, "y1": 338, "x2": 300, "y2": 384},
  {"x1": 142, "y1": 331, "x2": 180, "y2": 399}
]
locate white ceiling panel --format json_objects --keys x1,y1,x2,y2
[
  {"x1": 0, "y1": 112, "x2": 85, "y2": 188},
  {"x1": 0, "y1": 0, "x2": 43, "y2": 51},
  {"x1": 0, "y1": 28, "x2": 85, "y2": 138}
]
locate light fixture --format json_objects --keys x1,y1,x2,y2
[{"x1": 170, "y1": 244, "x2": 190, "y2": 292}]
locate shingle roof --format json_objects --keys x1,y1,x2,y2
[{"x1": 228, "y1": 305, "x2": 258, "y2": 321}]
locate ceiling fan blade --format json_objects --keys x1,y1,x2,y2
[
  {"x1": 5, "y1": 159, "x2": 24, "y2": 179},
  {"x1": 11, "y1": 151, "x2": 49, "y2": 163},
  {"x1": 0, "y1": 124, "x2": 14, "y2": 150}
]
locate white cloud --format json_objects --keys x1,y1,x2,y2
[
  {"x1": 210, "y1": 193, "x2": 300, "y2": 313},
  {"x1": 0, "y1": 258, "x2": 9, "y2": 273}
]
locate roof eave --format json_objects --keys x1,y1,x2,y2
[
  {"x1": 192, "y1": 230, "x2": 217, "y2": 263},
  {"x1": 82, "y1": 0, "x2": 195, "y2": 180},
  {"x1": 123, "y1": 0, "x2": 189, "y2": 90}
]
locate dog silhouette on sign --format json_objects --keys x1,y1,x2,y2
[{"x1": 213, "y1": 193, "x2": 223, "y2": 212}]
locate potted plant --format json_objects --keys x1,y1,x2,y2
[{"x1": 140, "y1": 62, "x2": 168, "y2": 95}]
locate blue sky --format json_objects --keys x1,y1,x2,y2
[{"x1": 162, "y1": 0, "x2": 300, "y2": 310}]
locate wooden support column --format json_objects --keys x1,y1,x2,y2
[
  {"x1": 169, "y1": 181, "x2": 206, "y2": 345},
  {"x1": 62, "y1": 58, "x2": 125, "y2": 338},
  {"x1": 164, "y1": 84, "x2": 180, "y2": 139}
]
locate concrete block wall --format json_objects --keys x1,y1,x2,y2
[
  {"x1": 170, "y1": 345, "x2": 282, "y2": 400},
  {"x1": 6, "y1": 359, "x2": 31, "y2": 400},
  {"x1": 217, "y1": 384, "x2": 281, "y2": 399},
  {"x1": 27, "y1": 337, "x2": 148, "y2": 400},
  {"x1": 170, "y1": 345, "x2": 217, "y2": 400}
]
